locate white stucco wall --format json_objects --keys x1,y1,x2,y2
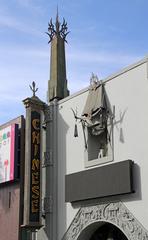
[{"x1": 57, "y1": 58, "x2": 148, "y2": 239}]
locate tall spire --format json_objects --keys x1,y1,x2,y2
[
  {"x1": 55, "y1": 6, "x2": 60, "y2": 33},
  {"x1": 56, "y1": 5, "x2": 59, "y2": 20},
  {"x1": 46, "y1": 12, "x2": 69, "y2": 102}
]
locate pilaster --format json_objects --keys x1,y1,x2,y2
[{"x1": 22, "y1": 86, "x2": 46, "y2": 230}]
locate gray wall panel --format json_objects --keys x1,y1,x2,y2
[{"x1": 65, "y1": 160, "x2": 134, "y2": 202}]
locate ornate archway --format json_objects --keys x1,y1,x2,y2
[
  {"x1": 78, "y1": 222, "x2": 128, "y2": 240},
  {"x1": 62, "y1": 201, "x2": 148, "y2": 240}
]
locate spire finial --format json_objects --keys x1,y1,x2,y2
[
  {"x1": 46, "y1": 10, "x2": 69, "y2": 43},
  {"x1": 56, "y1": 5, "x2": 60, "y2": 33},
  {"x1": 29, "y1": 81, "x2": 38, "y2": 97},
  {"x1": 56, "y1": 5, "x2": 59, "y2": 22}
]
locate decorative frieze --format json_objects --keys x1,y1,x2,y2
[{"x1": 63, "y1": 201, "x2": 148, "y2": 240}]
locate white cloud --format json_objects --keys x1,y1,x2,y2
[
  {"x1": 67, "y1": 48, "x2": 141, "y2": 66},
  {"x1": 16, "y1": 0, "x2": 32, "y2": 7},
  {"x1": 15, "y1": 0, "x2": 44, "y2": 14},
  {"x1": 0, "y1": 93, "x2": 21, "y2": 102},
  {"x1": 0, "y1": 46, "x2": 48, "y2": 59},
  {"x1": 0, "y1": 14, "x2": 18, "y2": 28},
  {"x1": 0, "y1": 10, "x2": 41, "y2": 35},
  {"x1": 66, "y1": 48, "x2": 142, "y2": 93},
  {"x1": 0, "y1": 43, "x2": 142, "y2": 97}
]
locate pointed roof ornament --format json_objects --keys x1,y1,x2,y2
[
  {"x1": 56, "y1": 5, "x2": 59, "y2": 20},
  {"x1": 46, "y1": 9, "x2": 69, "y2": 43},
  {"x1": 56, "y1": 5, "x2": 60, "y2": 33},
  {"x1": 29, "y1": 81, "x2": 38, "y2": 97}
]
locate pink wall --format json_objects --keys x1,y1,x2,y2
[{"x1": 0, "y1": 183, "x2": 20, "y2": 240}]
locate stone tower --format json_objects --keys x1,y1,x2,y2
[{"x1": 47, "y1": 11, "x2": 69, "y2": 102}]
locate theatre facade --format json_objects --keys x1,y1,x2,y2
[
  {"x1": 1, "y1": 13, "x2": 148, "y2": 240},
  {"x1": 57, "y1": 58, "x2": 148, "y2": 240},
  {"x1": 37, "y1": 13, "x2": 148, "y2": 240}
]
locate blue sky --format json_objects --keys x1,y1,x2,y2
[{"x1": 0, "y1": 0, "x2": 148, "y2": 124}]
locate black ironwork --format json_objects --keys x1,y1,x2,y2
[
  {"x1": 46, "y1": 13, "x2": 69, "y2": 43},
  {"x1": 29, "y1": 81, "x2": 38, "y2": 97}
]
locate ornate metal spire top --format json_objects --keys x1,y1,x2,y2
[
  {"x1": 29, "y1": 81, "x2": 38, "y2": 97},
  {"x1": 46, "y1": 11, "x2": 69, "y2": 43}
]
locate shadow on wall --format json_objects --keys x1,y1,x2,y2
[
  {"x1": 104, "y1": 83, "x2": 128, "y2": 145},
  {"x1": 43, "y1": 108, "x2": 69, "y2": 240},
  {"x1": 113, "y1": 108, "x2": 128, "y2": 144},
  {"x1": 123, "y1": 163, "x2": 142, "y2": 202},
  {"x1": 57, "y1": 111, "x2": 69, "y2": 238}
]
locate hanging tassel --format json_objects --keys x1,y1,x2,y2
[{"x1": 74, "y1": 123, "x2": 78, "y2": 137}]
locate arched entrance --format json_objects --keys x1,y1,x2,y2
[
  {"x1": 62, "y1": 202, "x2": 148, "y2": 240},
  {"x1": 90, "y1": 222, "x2": 128, "y2": 240},
  {"x1": 77, "y1": 222, "x2": 128, "y2": 240}
]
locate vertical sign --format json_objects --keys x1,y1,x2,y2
[{"x1": 29, "y1": 111, "x2": 41, "y2": 223}]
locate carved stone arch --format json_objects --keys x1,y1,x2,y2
[
  {"x1": 62, "y1": 201, "x2": 148, "y2": 240},
  {"x1": 77, "y1": 221, "x2": 128, "y2": 240}
]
